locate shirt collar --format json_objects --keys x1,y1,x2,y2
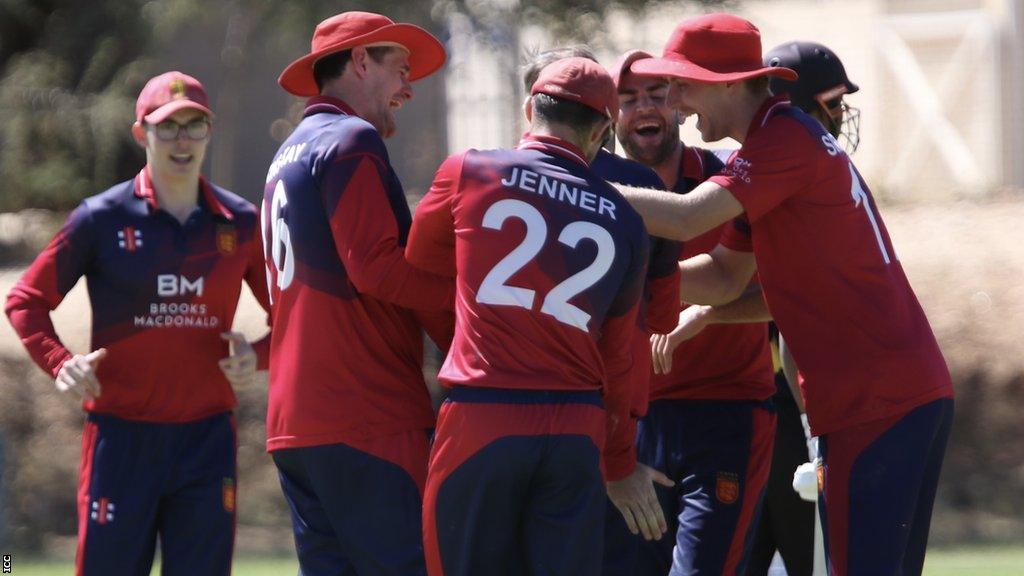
[
  {"x1": 674, "y1": 145, "x2": 705, "y2": 191},
  {"x1": 304, "y1": 95, "x2": 357, "y2": 118},
  {"x1": 517, "y1": 133, "x2": 590, "y2": 167},
  {"x1": 744, "y1": 95, "x2": 792, "y2": 141},
  {"x1": 133, "y1": 166, "x2": 234, "y2": 220}
]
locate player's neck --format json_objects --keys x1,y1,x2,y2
[
  {"x1": 651, "y1": 143, "x2": 685, "y2": 190},
  {"x1": 149, "y1": 168, "x2": 199, "y2": 224},
  {"x1": 729, "y1": 94, "x2": 769, "y2": 144},
  {"x1": 530, "y1": 124, "x2": 594, "y2": 161}
]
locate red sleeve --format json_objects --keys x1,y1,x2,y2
[
  {"x1": 4, "y1": 204, "x2": 94, "y2": 378},
  {"x1": 708, "y1": 119, "x2": 816, "y2": 223},
  {"x1": 719, "y1": 216, "x2": 753, "y2": 253},
  {"x1": 601, "y1": 233, "x2": 650, "y2": 481},
  {"x1": 413, "y1": 309, "x2": 455, "y2": 353},
  {"x1": 601, "y1": 310, "x2": 641, "y2": 481},
  {"x1": 323, "y1": 153, "x2": 454, "y2": 311},
  {"x1": 243, "y1": 223, "x2": 272, "y2": 370},
  {"x1": 646, "y1": 267, "x2": 681, "y2": 334},
  {"x1": 406, "y1": 153, "x2": 464, "y2": 278}
]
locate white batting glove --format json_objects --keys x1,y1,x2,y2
[{"x1": 792, "y1": 461, "x2": 819, "y2": 502}]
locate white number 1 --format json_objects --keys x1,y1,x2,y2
[{"x1": 849, "y1": 163, "x2": 891, "y2": 265}]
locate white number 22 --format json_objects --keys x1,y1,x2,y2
[{"x1": 476, "y1": 199, "x2": 615, "y2": 331}]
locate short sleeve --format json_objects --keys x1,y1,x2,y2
[{"x1": 708, "y1": 118, "x2": 817, "y2": 223}]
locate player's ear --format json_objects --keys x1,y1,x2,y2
[
  {"x1": 590, "y1": 118, "x2": 611, "y2": 147},
  {"x1": 524, "y1": 96, "x2": 533, "y2": 122},
  {"x1": 350, "y1": 46, "x2": 369, "y2": 79},
  {"x1": 131, "y1": 122, "x2": 147, "y2": 148}
]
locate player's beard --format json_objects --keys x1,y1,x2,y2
[{"x1": 622, "y1": 118, "x2": 680, "y2": 168}]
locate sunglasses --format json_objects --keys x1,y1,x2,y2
[{"x1": 151, "y1": 118, "x2": 211, "y2": 141}]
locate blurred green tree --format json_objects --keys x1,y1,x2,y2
[{"x1": 0, "y1": 0, "x2": 726, "y2": 212}]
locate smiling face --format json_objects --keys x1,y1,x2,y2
[
  {"x1": 133, "y1": 108, "x2": 211, "y2": 184},
  {"x1": 616, "y1": 73, "x2": 680, "y2": 167},
  {"x1": 668, "y1": 79, "x2": 736, "y2": 143},
  {"x1": 362, "y1": 47, "x2": 413, "y2": 138}
]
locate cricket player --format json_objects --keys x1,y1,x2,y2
[
  {"x1": 518, "y1": 48, "x2": 676, "y2": 561},
  {"x1": 615, "y1": 14, "x2": 955, "y2": 576},
  {"x1": 747, "y1": 41, "x2": 863, "y2": 576},
  {"x1": 262, "y1": 11, "x2": 452, "y2": 576},
  {"x1": 5, "y1": 71, "x2": 269, "y2": 575},
  {"x1": 609, "y1": 48, "x2": 777, "y2": 576},
  {"x1": 407, "y1": 57, "x2": 650, "y2": 576}
]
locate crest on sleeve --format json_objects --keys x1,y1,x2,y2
[{"x1": 216, "y1": 225, "x2": 237, "y2": 255}]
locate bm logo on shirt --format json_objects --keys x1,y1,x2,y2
[{"x1": 158, "y1": 274, "x2": 204, "y2": 297}]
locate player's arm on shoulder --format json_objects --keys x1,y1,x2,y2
[
  {"x1": 611, "y1": 179, "x2": 744, "y2": 242},
  {"x1": 319, "y1": 132, "x2": 454, "y2": 311},
  {"x1": 406, "y1": 152, "x2": 466, "y2": 278},
  {"x1": 678, "y1": 243, "x2": 756, "y2": 306},
  {"x1": 5, "y1": 203, "x2": 96, "y2": 378}
]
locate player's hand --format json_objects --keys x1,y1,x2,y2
[
  {"x1": 219, "y1": 332, "x2": 257, "y2": 389},
  {"x1": 607, "y1": 463, "x2": 674, "y2": 541},
  {"x1": 650, "y1": 305, "x2": 712, "y2": 375},
  {"x1": 55, "y1": 348, "x2": 107, "y2": 400}
]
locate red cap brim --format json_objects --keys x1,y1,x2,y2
[
  {"x1": 143, "y1": 100, "x2": 215, "y2": 124},
  {"x1": 279, "y1": 23, "x2": 446, "y2": 97},
  {"x1": 610, "y1": 49, "x2": 653, "y2": 87},
  {"x1": 631, "y1": 56, "x2": 797, "y2": 83}
]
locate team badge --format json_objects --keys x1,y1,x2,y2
[
  {"x1": 222, "y1": 478, "x2": 236, "y2": 513},
  {"x1": 715, "y1": 472, "x2": 740, "y2": 504},
  {"x1": 216, "y1": 225, "x2": 237, "y2": 255},
  {"x1": 169, "y1": 78, "x2": 187, "y2": 100},
  {"x1": 117, "y1": 227, "x2": 143, "y2": 251},
  {"x1": 90, "y1": 497, "x2": 115, "y2": 524}
]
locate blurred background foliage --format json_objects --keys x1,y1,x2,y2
[{"x1": 0, "y1": 0, "x2": 728, "y2": 213}]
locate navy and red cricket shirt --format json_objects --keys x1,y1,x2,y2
[
  {"x1": 406, "y1": 134, "x2": 650, "y2": 479},
  {"x1": 261, "y1": 96, "x2": 455, "y2": 452},
  {"x1": 5, "y1": 167, "x2": 270, "y2": 422},
  {"x1": 716, "y1": 96, "x2": 954, "y2": 435}
]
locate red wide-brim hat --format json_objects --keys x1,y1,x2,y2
[
  {"x1": 632, "y1": 13, "x2": 797, "y2": 84},
  {"x1": 279, "y1": 11, "x2": 446, "y2": 97}
]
